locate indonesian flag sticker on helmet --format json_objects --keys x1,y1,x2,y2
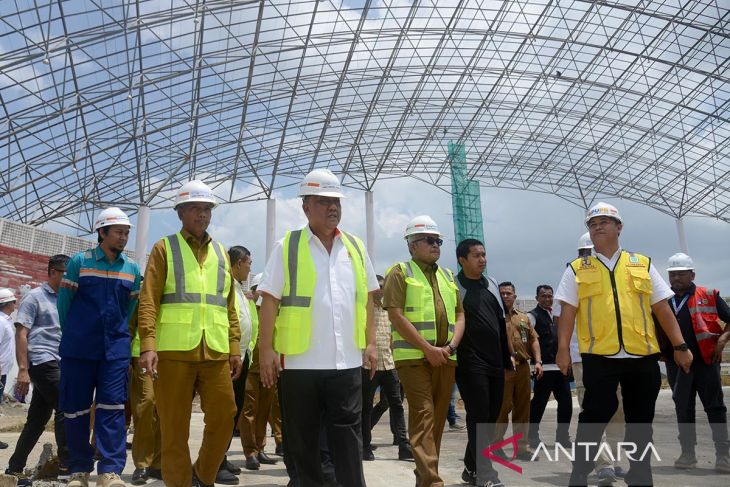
[
  {"x1": 404, "y1": 215, "x2": 442, "y2": 239},
  {"x1": 175, "y1": 180, "x2": 217, "y2": 209}
]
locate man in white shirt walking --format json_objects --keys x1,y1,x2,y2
[{"x1": 258, "y1": 168, "x2": 379, "y2": 487}]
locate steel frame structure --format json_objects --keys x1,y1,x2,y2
[{"x1": 1, "y1": 0, "x2": 728, "y2": 233}]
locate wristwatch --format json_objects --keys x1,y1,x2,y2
[
  {"x1": 446, "y1": 343, "x2": 457, "y2": 356},
  {"x1": 534, "y1": 360, "x2": 543, "y2": 365},
  {"x1": 673, "y1": 343, "x2": 689, "y2": 352}
]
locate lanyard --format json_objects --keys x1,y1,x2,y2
[{"x1": 671, "y1": 294, "x2": 690, "y2": 315}]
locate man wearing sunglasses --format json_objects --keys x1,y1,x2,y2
[{"x1": 383, "y1": 215, "x2": 465, "y2": 487}]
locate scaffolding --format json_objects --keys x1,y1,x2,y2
[{"x1": 449, "y1": 142, "x2": 485, "y2": 249}]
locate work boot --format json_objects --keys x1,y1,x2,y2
[
  {"x1": 95, "y1": 472, "x2": 125, "y2": 487},
  {"x1": 674, "y1": 451, "x2": 698, "y2": 469},
  {"x1": 257, "y1": 452, "x2": 278, "y2": 465},
  {"x1": 362, "y1": 448, "x2": 375, "y2": 461},
  {"x1": 716, "y1": 453, "x2": 730, "y2": 473},
  {"x1": 461, "y1": 468, "x2": 476, "y2": 486},
  {"x1": 68, "y1": 472, "x2": 90, "y2": 487},
  {"x1": 245, "y1": 455, "x2": 260, "y2": 471},
  {"x1": 222, "y1": 457, "x2": 241, "y2": 475}
]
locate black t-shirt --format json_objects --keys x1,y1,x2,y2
[{"x1": 456, "y1": 272, "x2": 511, "y2": 376}]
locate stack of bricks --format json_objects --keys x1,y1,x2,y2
[{"x1": 0, "y1": 244, "x2": 50, "y2": 297}]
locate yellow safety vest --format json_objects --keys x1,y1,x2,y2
[
  {"x1": 570, "y1": 251, "x2": 659, "y2": 356},
  {"x1": 274, "y1": 228, "x2": 369, "y2": 355},
  {"x1": 156, "y1": 233, "x2": 232, "y2": 353},
  {"x1": 132, "y1": 331, "x2": 140, "y2": 357},
  {"x1": 234, "y1": 286, "x2": 259, "y2": 363},
  {"x1": 389, "y1": 261, "x2": 458, "y2": 362}
]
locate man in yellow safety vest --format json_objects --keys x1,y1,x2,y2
[
  {"x1": 258, "y1": 168, "x2": 379, "y2": 487},
  {"x1": 383, "y1": 215, "x2": 465, "y2": 487},
  {"x1": 138, "y1": 180, "x2": 242, "y2": 487}
]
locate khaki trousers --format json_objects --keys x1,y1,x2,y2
[
  {"x1": 130, "y1": 359, "x2": 161, "y2": 469},
  {"x1": 240, "y1": 370, "x2": 279, "y2": 457},
  {"x1": 398, "y1": 363, "x2": 455, "y2": 487},
  {"x1": 494, "y1": 362, "x2": 531, "y2": 454},
  {"x1": 573, "y1": 362, "x2": 625, "y2": 470},
  {"x1": 155, "y1": 359, "x2": 236, "y2": 487}
]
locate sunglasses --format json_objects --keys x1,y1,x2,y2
[{"x1": 413, "y1": 236, "x2": 443, "y2": 247}]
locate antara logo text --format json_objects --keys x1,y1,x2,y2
[{"x1": 482, "y1": 434, "x2": 661, "y2": 475}]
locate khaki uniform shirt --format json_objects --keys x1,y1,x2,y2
[
  {"x1": 505, "y1": 308, "x2": 538, "y2": 363},
  {"x1": 382, "y1": 259, "x2": 463, "y2": 367},
  {"x1": 137, "y1": 229, "x2": 241, "y2": 361}
]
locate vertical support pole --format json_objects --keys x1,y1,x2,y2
[
  {"x1": 365, "y1": 190, "x2": 375, "y2": 263},
  {"x1": 676, "y1": 217, "x2": 688, "y2": 254},
  {"x1": 266, "y1": 198, "x2": 276, "y2": 259},
  {"x1": 135, "y1": 205, "x2": 151, "y2": 271}
]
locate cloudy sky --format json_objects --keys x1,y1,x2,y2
[{"x1": 123, "y1": 176, "x2": 730, "y2": 299}]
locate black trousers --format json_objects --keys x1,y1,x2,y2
[
  {"x1": 456, "y1": 368, "x2": 505, "y2": 482},
  {"x1": 528, "y1": 369, "x2": 573, "y2": 444},
  {"x1": 666, "y1": 360, "x2": 729, "y2": 455},
  {"x1": 570, "y1": 355, "x2": 660, "y2": 487},
  {"x1": 280, "y1": 367, "x2": 365, "y2": 487},
  {"x1": 370, "y1": 382, "x2": 404, "y2": 438},
  {"x1": 362, "y1": 368, "x2": 408, "y2": 451},
  {"x1": 9, "y1": 360, "x2": 69, "y2": 472}
]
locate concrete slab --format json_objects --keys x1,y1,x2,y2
[{"x1": 0, "y1": 388, "x2": 727, "y2": 486}]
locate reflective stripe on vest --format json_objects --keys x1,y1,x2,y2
[
  {"x1": 571, "y1": 251, "x2": 659, "y2": 356},
  {"x1": 157, "y1": 233, "x2": 231, "y2": 353},
  {"x1": 687, "y1": 287, "x2": 722, "y2": 365},
  {"x1": 390, "y1": 260, "x2": 457, "y2": 362},
  {"x1": 274, "y1": 229, "x2": 369, "y2": 355}
]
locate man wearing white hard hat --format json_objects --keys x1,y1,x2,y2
[
  {"x1": 0, "y1": 287, "x2": 17, "y2": 446},
  {"x1": 258, "y1": 168, "x2": 378, "y2": 486},
  {"x1": 567, "y1": 233, "x2": 627, "y2": 485},
  {"x1": 660, "y1": 252, "x2": 730, "y2": 473},
  {"x1": 555, "y1": 202, "x2": 692, "y2": 486},
  {"x1": 57, "y1": 207, "x2": 142, "y2": 487},
  {"x1": 383, "y1": 215, "x2": 465, "y2": 487},
  {"x1": 138, "y1": 180, "x2": 242, "y2": 487}
]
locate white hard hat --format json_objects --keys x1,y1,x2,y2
[
  {"x1": 175, "y1": 180, "x2": 217, "y2": 209},
  {"x1": 93, "y1": 207, "x2": 133, "y2": 231},
  {"x1": 667, "y1": 252, "x2": 694, "y2": 272},
  {"x1": 404, "y1": 215, "x2": 442, "y2": 239},
  {"x1": 0, "y1": 288, "x2": 16, "y2": 304},
  {"x1": 250, "y1": 272, "x2": 263, "y2": 288},
  {"x1": 585, "y1": 202, "x2": 623, "y2": 226},
  {"x1": 578, "y1": 232, "x2": 594, "y2": 250},
  {"x1": 299, "y1": 168, "x2": 345, "y2": 198}
]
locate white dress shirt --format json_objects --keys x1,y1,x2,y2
[
  {"x1": 235, "y1": 281, "x2": 253, "y2": 356},
  {"x1": 0, "y1": 311, "x2": 16, "y2": 376},
  {"x1": 555, "y1": 248, "x2": 673, "y2": 359},
  {"x1": 258, "y1": 226, "x2": 379, "y2": 370}
]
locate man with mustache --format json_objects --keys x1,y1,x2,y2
[
  {"x1": 258, "y1": 168, "x2": 379, "y2": 487},
  {"x1": 138, "y1": 180, "x2": 242, "y2": 487},
  {"x1": 57, "y1": 207, "x2": 141, "y2": 487},
  {"x1": 383, "y1": 215, "x2": 465, "y2": 487}
]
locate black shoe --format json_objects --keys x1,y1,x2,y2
[
  {"x1": 232, "y1": 429, "x2": 240, "y2": 437},
  {"x1": 363, "y1": 448, "x2": 375, "y2": 461},
  {"x1": 126, "y1": 441, "x2": 133, "y2": 450},
  {"x1": 215, "y1": 466, "x2": 239, "y2": 485},
  {"x1": 222, "y1": 458, "x2": 241, "y2": 475},
  {"x1": 516, "y1": 450, "x2": 535, "y2": 461},
  {"x1": 257, "y1": 451, "x2": 278, "y2": 465},
  {"x1": 392, "y1": 437, "x2": 399, "y2": 445},
  {"x1": 245, "y1": 455, "x2": 260, "y2": 471},
  {"x1": 275, "y1": 444, "x2": 283, "y2": 456},
  {"x1": 491, "y1": 447, "x2": 508, "y2": 460},
  {"x1": 0, "y1": 441, "x2": 8, "y2": 449},
  {"x1": 148, "y1": 468, "x2": 163, "y2": 480},
  {"x1": 398, "y1": 444, "x2": 414, "y2": 461},
  {"x1": 5, "y1": 469, "x2": 32, "y2": 487},
  {"x1": 192, "y1": 472, "x2": 214, "y2": 487},
  {"x1": 461, "y1": 468, "x2": 477, "y2": 485},
  {"x1": 132, "y1": 467, "x2": 149, "y2": 485}
]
